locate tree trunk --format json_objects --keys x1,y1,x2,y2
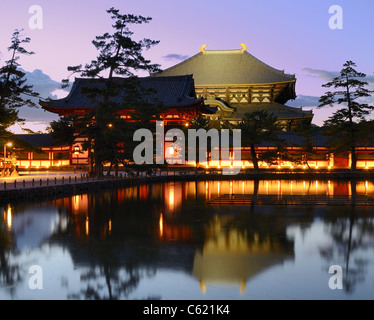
[
  {"x1": 107, "y1": 162, "x2": 113, "y2": 176},
  {"x1": 114, "y1": 163, "x2": 119, "y2": 177},
  {"x1": 351, "y1": 146, "x2": 357, "y2": 171},
  {"x1": 250, "y1": 144, "x2": 259, "y2": 171}
]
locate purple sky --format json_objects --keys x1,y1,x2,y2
[{"x1": 1, "y1": 0, "x2": 374, "y2": 132}]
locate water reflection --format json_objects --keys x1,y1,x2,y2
[
  {"x1": 1, "y1": 180, "x2": 374, "y2": 300},
  {"x1": 321, "y1": 207, "x2": 374, "y2": 294}
]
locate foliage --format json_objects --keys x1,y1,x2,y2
[
  {"x1": 47, "y1": 114, "x2": 79, "y2": 146},
  {"x1": 61, "y1": 8, "x2": 160, "y2": 176},
  {"x1": 287, "y1": 119, "x2": 322, "y2": 169},
  {"x1": 233, "y1": 110, "x2": 283, "y2": 170},
  {"x1": 318, "y1": 60, "x2": 373, "y2": 170},
  {"x1": 0, "y1": 29, "x2": 38, "y2": 145}
]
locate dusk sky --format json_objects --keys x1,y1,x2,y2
[{"x1": 1, "y1": 0, "x2": 374, "y2": 133}]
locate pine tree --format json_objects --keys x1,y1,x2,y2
[
  {"x1": 290, "y1": 119, "x2": 321, "y2": 169},
  {"x1": 235, "y1": 110, "x2": 283, "y2": 170},
  {"x1": 0, "y1": 29, "x2": 38, "y2": 144},
  {"x1": 62, "y1": 8, "x2": 160, "y2": 177},
  {"x1": 318, "y1": 61, "x2": 373, "y2": 170}
]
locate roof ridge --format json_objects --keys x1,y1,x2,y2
[{"x1": 242, "y1": 51, "x2": 294, "y2": 78}]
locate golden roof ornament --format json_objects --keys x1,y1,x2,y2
[{"x1": 200, "y1": 44, "x2": 207, "y2": 53}]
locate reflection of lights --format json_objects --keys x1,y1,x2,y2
[
  {"x1": 109, "y1": 219, "x2": 112, "y2": 234},
  {"x1": 200, "y1": 281, "x2": 206, "y2": 294},
  {"x1": 230, "y1": 181, "x2": 233, "y2": 194},
  {"x1": 240, "y1": 281, "x2": 246, "y2": 295},
  {"x1": 303, "y1": 181, "x2": 306, "y2": 195},
  {"x1": 290, "y1": 180, "x2": 293, "y2": 195},
  {"x1": 85, "y1": 217, "x2": 89, "y2": 236},
  {"x1": 218, "y1": 182, "x2": 221, "y2": 195},
  {"x1": 6, "y1": 205, "x2": 12, "y2": 229},
  {"x1": 266, "y1": 181, "x2": 269, "y2": 194},
  {"x1": 169, "y1": 186, "x2": 175, "y2": 209},
  {"x1": 73, "y1": 195, "x2": 80, "y2": 213},
  {"x1": 159, "y1": 213, "x2": 163, "y2": 237}
]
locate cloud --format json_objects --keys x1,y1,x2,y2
[
  {"x1": 22, "y1": 68, "x2": 69, "y2": 101},
  {"x1": 162, "y1": 53, "x2": 190, "y2": 62},
  {"x1": 10, "y1": 69, "x2": 70, "y2": 133},
  {"x1": 303, "y1": 68, "x2": 339, "y2": 81},
  {"x1": 303, "y1": 67, "x2": 374, "y2": 83},
  {"x1": 287, "y1": 95, "x2": 320, "y2": 108}
]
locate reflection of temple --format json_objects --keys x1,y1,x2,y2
[
  {"x1": 42, "y1": 183, "x2": 298, "y2": 295},
  {"x1": 153, "y1": 44, "x2": 313, "y2": 131},
  {"x1": 192, "y1": 215, "x2": 294, "y2": 293},
  {"x1": 27, "y1": 181, "x2": 374, "y2": 296}
]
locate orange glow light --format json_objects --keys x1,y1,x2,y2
[{"x1": 159, "y1": 214, "x2": 164, "y2": 237}]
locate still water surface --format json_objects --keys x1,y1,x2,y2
[{"x1": 1, "y1": 180, "x2": 374, "y2": 300}]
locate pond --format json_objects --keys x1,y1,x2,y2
[{"x1": 1, "y1": 180, "x2": 374, "y2": 300}]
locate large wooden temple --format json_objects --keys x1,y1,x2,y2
[
  {"x1": 153, "y1": 44, "x2": 313, "y2": 131},
  {"x1": 9, "y1": 45, "x2": 373, "y2": 170},
  {"x1": 40, "y1": 75, "x2": 213, "y2": 126}
]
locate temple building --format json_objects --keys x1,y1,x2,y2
[
  {"x1": 6, "y1": 46, "x2": 372, "y2": 171},
  {"x1": 40, "y1": 75, "x2": 214, "y2": 127},
  {"x1": 153, "y1": 44, "x2": 313, "y2": 131}
]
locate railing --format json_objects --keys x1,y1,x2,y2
[{"x1": 1, "y1": 167, "x2": 373, "y2": 191}]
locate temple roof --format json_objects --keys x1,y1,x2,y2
[
  {"x1": 153, "y1": 45, "x2": 296, "y2": 86},
  {"x1": 14, "y1": 134, "x2": 62, "y2": 148},
  {"x1": 224, "y1": 102, "x2": 313, "y2": 120},
  {"x1": 40, "y1": 75, "x2": 205, "y2": 114}
]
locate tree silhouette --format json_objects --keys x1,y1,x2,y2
[
  {"x1": 62, "y1": 8, "x2": 160, "y2": 177},
  {"x1": 319, "y1": 61, "x2": 373, "y2": 170}
]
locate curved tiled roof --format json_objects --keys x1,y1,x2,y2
[
  {"x1": 14, "y1": 134, "x2": 59, "y2": 147},
  {"x1": 227, "y1": 102, "x2": 313, "y2": 120},
  {"x1": 153, "y1": 48, "x2": 295, "y2": 86},
  {"x1": 41, "y1": 75, "x2": 204, "y2": 111}
]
